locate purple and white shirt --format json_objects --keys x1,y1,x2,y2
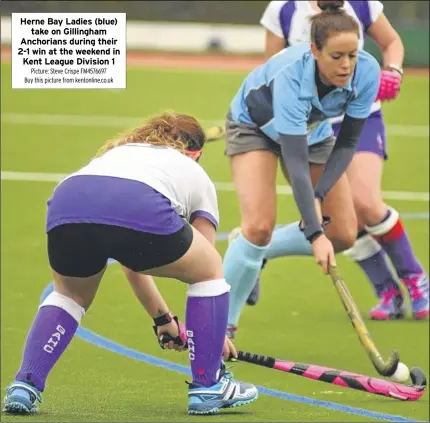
[{"x1": 57, "y1": 143, "x2": 220, "y2": 228}]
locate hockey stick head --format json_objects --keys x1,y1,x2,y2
[
  {"x1": 410, "y1": 367, "x2": 427, "y2": 390},
  {"x1": 328, "y1": 265, "x2": 401, "y2": 377},
  {"x1": 206, "y1": 125, "x2": 225, "y2": 142},
  {"x1": 374, "y1": 349, "x2": 400, "y2": 377}
]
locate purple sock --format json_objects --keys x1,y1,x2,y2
[
  {"x1": 346, "y1": 230, "x2": 400, "y2": 297},
  {"x1": 368, "y1": 209, "x2": 423, "y2": 280},
  {"x1": 185, "y1": 281, "x2": 229, "y2": 387},
  {"x1": 357, "y1": 250, "x2": 401, "y2": 297},
  {"x1": 15, "y1": 305, "x2": 79, "y2": 391}
]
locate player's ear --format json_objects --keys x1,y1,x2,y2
[{"x1": 310, "y1": 42, "x2": 321, "y2": 60}]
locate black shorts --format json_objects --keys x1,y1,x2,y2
[{"x1": 47, "y1": 223, "x2": 194, "y2": 277}]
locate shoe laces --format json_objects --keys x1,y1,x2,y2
[
  {"x1": 380, "y1": 288, "x2": 402, "y2": 306},
  {"x1": 220, "y1": 363, "x2": 235, "y2": 380},
  {"x1": 404, "y1": 274, "x2": 429, "y2": 301}
]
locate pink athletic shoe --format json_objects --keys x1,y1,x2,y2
[
  {"x1": 370, "y1": 287, "x2": 406, "y2": 320},
  {"x1": 403, "y1": 274, "x2": 429, "y2": 320}
]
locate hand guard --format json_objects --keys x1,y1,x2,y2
[
  {"x1": 153, "y1": 314, "x2": 188, "y2": 350},
  {"x1": 376, "y1": 70, "x2": 402, "y2": 102}
]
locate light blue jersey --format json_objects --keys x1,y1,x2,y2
[{"x1": 229, "y1": 43, "x2": 380, "y2": 145}]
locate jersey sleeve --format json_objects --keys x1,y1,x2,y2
[
  {"x1": 348, "y1": 1, "x2": 384, "y2": 32},
  {"x1": 260, "y1": 1, "x2": 288, "y2": 38},
  {"x1": 346, "y1": 56, "x2": 381, "y2": 119},
  {"x1": 368, "y1": 1, "x2": 384, "y2": 24},
  {"x1": 189, "y1": 171, "x2": 219, "y2": 230},
  {"x1": 273, "y1": 69, "x2": 309, "y2": 135}
]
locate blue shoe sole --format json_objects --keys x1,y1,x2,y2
[
  {"x1": 188, "y1": 406, "x2": 219, "y2": 415},
  {"x1": 3, "y1": 398, "x2": 36, "y2": 415},
  {"x1": 225, "y1": 396, "x2": 258, "y2": 409},
  {"x1": 188, "y1": 394, "x2": 258, "y2": 415}
]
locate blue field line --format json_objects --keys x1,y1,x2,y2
[{"x1": 39, "y1": 282, "x2": 425, "y2": 423}]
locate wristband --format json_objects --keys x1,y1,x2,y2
[
  {"x1": 153, "y1": 312, "x2": 173, "y2": 327},
  {"x1": 385, "y1": 64, "x2": 403, "y2": 78},
  {"x1": 307, "y1": 230, "x2": 324, "y2": 243},
  {"x1": 299, "y1": 215, "x2": 331, "y2": 240}
]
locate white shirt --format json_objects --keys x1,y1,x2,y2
[
  {"x1": 260, "y1": 0, "x2": 384, "y2": 123},
  {"x1": 59, "y1": 143, "x2": 219, "y2": 227}
]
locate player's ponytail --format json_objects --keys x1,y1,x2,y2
[
  {"x1": 96, "y1": 112, "x2": 206, "y2": 158},
  {"x1": 311, "y1": 0, "x2": 359, "y2": 50},
  {"x1": 317, "y1": 0, "x2": 345, "y2": 12}
]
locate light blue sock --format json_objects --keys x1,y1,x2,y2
[
  {"x1": 265, "y1": 221, "x2": 313, "y2": 260},
  {"x1": 223, "y1": 233, "x2": 268, "y2": 327}
]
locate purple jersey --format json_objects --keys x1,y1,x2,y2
[{"x1": 260, "y1": 1, "x2": 383, "y2": 49}]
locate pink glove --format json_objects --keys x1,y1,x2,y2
[{"x1": 376, "y1": 70, "x2": 402, "y2": 102}]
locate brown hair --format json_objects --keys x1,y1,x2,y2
[
  {"x1": 96, "y1": 111, "x2": 206, "y2": 157},
  {"x1": 311, "y1": 1, "x2": 360, "y2": 50}
]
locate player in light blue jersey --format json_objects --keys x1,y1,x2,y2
[
  {"x1": 222, "y1": 1, "x2": 381, "y2": 340},
  {"x1": 239, "y1": 0, "x2": 428, "y2": 322}
]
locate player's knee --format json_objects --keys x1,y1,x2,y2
[
  {"x1": 201, "y1": 249, "x2": 224, "y2": 281},
  {"x1": 54, "y1": 282, "x2": 95, "y2": 311},
  {"x1": 328, "y1": 223, "x2": 357, "y2": 253},
  {"x1": 242, "y1": 220, "x2": 274, "y2": 246},
  {"x1": 354, "y1": 196, "x2": 386, "y2": 226},
  {"x1": 212, "y1": 251, "x2": 224, "y2": 275},
  {"x1": 333, "y1": 232, "x2": 357, "y2": 253}
]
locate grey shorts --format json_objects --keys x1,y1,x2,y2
[{"x1": 225, "y1": 114, "x2": 335, "y2": 164}]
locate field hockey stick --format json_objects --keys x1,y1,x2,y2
[
  {"x1": 236, "y1": 351, "x2": 427, "y2": 401},
  {"x1": 329, "y1": 265, "x2": 400, "y2": 377},
  {"x1": 206, "y1": 125, "x2": 225, "y2": 142}
]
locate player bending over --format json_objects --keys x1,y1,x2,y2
[
  {"x1": 3, "y1": 112, "x2": 258, "y2": 416},
  {"x1": 222, "y1": 1, "x2": 381, "y2": 339},
  {"x1": 239, "y1": 0, "x2": 428, "y2": 323}
]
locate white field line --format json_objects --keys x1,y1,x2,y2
[
  {"x1": 2, "y1": 113, "x2": 429, "y2": 137},
  {"x1": 1, "y1": 171, "x2": 428, "y2": 202}
]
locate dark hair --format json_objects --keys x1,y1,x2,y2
[
  {"x1": 317, "y1": 0, "x2": 344, "y2": 12},
  {"x1": 311, "y1": 1, "x2": 360, "y2": 50}
]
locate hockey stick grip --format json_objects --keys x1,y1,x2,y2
[{"x1": 237, "y1": 351, "x2": 275, "y2": 368}]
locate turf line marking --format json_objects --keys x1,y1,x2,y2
[
  {"x1": 3, "y1": 113, "x2": 429, "y2": 138},
  {"x1": 2, "y1": 171, "x2": 429, "y2": 202},
  {"x1": 38, "y1": 280, "x2": 425, "y2": 422},
  {"x1": 214, "y1": 215, "x2": 428, "y2": 241}
]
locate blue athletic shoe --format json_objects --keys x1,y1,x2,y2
[
  {"x1": 187, "y1": 365, "x2": 258, "y2": 415},
  {"x1": 3, "y1": 381, "x2": 43, "y2": 415}
]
